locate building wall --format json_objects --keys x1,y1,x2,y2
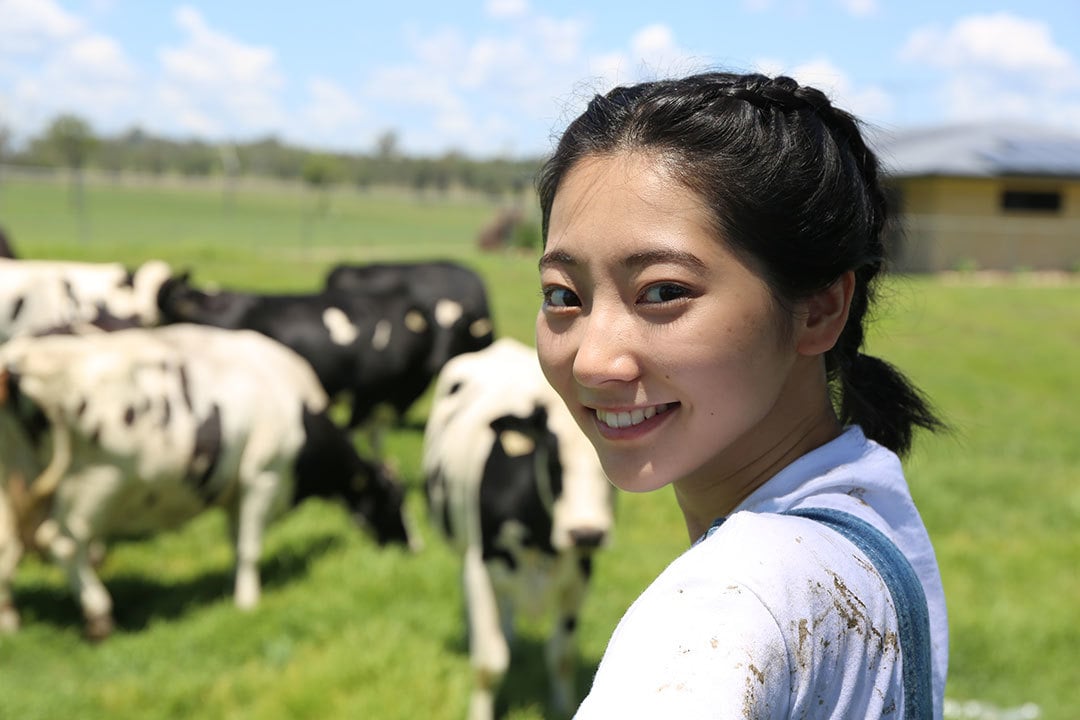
[{"x1": 888, "y1": 176, "x2": 1080, "y2": 272}]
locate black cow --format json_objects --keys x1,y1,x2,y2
[
  {"x1": 156, "y1": 275, "x2": 436, "y2": 434},
  {"x1": 324, "y1": 260, "x2": 496, "y2": 377}
]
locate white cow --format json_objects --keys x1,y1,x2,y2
[
  {"x1": 0, "y1": 257, "x2": 174, "y2": 341},
  {"x1": 0, "y1": 324, "x2": 411, "y2": 639},
  {"x1": 423, "y1": 338, "x2": 615, "y2": 720}
]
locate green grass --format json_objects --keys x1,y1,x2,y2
[{"x1": 0, "y1": 177, "x2": 1077, "y2": 719}]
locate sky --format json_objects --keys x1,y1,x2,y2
[{"x1": 1, "y1": 0, "x2": 1079, "y2": 158}]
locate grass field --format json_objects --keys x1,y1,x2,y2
[{"x1": 0, "y1": 176, "x2": 1076, "y2": 719}]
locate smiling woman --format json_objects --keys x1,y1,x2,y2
[{"x1": 534, "y1": 72, "x2": 949, "y2": 719}]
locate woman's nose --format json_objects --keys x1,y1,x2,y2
[{"x1": 572, "y1": 310, "x2": 640, "y2": 387}]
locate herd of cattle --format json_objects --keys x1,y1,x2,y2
[{"x1": 0, "y1": 234, "x2": 614, "y2": 719}]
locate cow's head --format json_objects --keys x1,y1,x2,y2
[
  {"x1": 541, "y1": 400, "x2": 615, "y2": 554},
  {"x1": 487, "y1": 404, "x2": 613, "y2": 556},
  {"x1": 426, "y1": 301, "x2": 495, "y2": 375},
  {"x1": 155, "y1": 271, "x2": 198, "y2": 324},
  {"x1": 156, "y1": 272, "x2": 248, "y2": 328},
  {"x1": 294, "y1": 408, "x2": 414, "y2": 550},
  {"x1": 346, "y1": 458, "x2": 415, "y2": 549}
]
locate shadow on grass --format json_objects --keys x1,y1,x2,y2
[
  {"x1": 443, "y1": 630, "x2": 601, "y2": 719},
  {"x1": 13, "y1": 531, "x2": 343, "y2": 634}
]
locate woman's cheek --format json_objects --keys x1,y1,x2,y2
[{"x1": 535, "y1": 324, "x2": 569, "y2": 388}]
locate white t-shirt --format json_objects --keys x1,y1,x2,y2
[{"x1": 575, "y1": 426, "x2": 948, "y2": 719}]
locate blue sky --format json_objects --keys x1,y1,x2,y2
[{"x1": 2, "y1": 0, "x2": 1079, "y2": 157}]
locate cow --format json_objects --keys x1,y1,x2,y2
[
  {"x1": 0, "y1": 324, "x2": 412, "y2": 640},
  {"x1": 0, "y1": 257, "x2": 174, "y2": 341},
  {"x1": 324, "y1": 259, "x2": 496, "y2": 398},
  {"x1": 422, "y1": 338, "x2": 615, "y2": 720},
  {"x1": 156, "y1": 274, "x2": 438, "y2": 439}
]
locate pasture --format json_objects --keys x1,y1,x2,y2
[{"x1": 0, "y1": 175, "x2": 1076, "y2": 719}]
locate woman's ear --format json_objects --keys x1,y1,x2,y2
[{"x1": 795, "y1": 271, "x2": 855, "y2": 356}]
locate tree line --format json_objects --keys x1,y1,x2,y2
[{"x1": 0, "y1": 114, "x2": 545, "y2": 199}]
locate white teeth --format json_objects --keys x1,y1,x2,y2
[{"x1": 596, "y1": 403, "x2": 669, "y2": 429}]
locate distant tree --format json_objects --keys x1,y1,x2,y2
[
  {"x1": 44, "y1": 113, "x2": 97, "y2": 238},
  {"x1": 219, "y1": 143, "x2": 241, "y2": 213},
  {"x1": 375, "y1": 130, "x2": 400, "y2": 161},
  {"x1": 301, "y1": 152, "x2": 343, "y2": 216}
]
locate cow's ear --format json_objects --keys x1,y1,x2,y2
[{"x1": 528, "y1": 404, "x2": 548, "y2": 430}]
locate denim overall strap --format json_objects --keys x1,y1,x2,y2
[{"x1": 783, "y1": 507, "x2": 933, "y2": 720}]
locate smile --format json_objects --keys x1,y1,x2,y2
[{"x1": 594, "y1": 403, "x2": 675, "y2": 429}]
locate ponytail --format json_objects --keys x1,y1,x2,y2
[{"x1": 837, "y1": 352, "x2": 944, "y2": 456}]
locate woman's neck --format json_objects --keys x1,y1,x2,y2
[{"x1": 673, "y1": 380, "x2": 842, "y2": 543}]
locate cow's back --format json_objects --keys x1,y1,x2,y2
[
  {"x1": 0, "y1": 258, "x2": 171, "y2": 340},
  {"x1": 0, "y1": 326, "x2": 326, "y2": 533}
]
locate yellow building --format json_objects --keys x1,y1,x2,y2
[{"x1": 873, "y1": 123, "x2": 1080, "y2": 273}]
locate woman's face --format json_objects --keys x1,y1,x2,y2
[{"x1": 536, "y1": 152, "x2": 802, "y2": 494}]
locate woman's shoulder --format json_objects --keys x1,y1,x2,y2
[
  {"x1": 693, "y1": 509, "x2": 901, "y2": 627},
  {"x1": 579, "y1": 509, "x2": 904, "y2": 717}
]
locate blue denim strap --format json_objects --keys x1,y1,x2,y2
[{"x1": 783, "y1": 507, "x2": 933, "y2": 720}]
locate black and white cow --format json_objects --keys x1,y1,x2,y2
[
  {"x1": 325, "y1": 260, "x2": 496, "y2": 381},
  {"x1": 156, "y1": 275, "x2": 436, "y2": 434},
  {"x1": 0, "y1": 324, "x2": 412, "y2": 639},
  {"x1": 422, "y1": 338, "x2": 615, "y2": 720},
  {"x1": 0, "y1": 257, "x2": 174, "y2": 341}
]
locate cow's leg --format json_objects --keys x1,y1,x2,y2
[
  {"x1": 463, "y1": 547, "x2": 508, "y2": 720},
  {"x1": 0, "y1": 489, "x2": 23, "y2": 633},
  {"x1": 545, "y1": 553, "x2": 591, "y2": 718},
  {"x1": 230, "y1": 466, "x2": 280, "y2": 610},
  {"x1": 41, "y1": 464, "x2": 121, "y2": 640}
]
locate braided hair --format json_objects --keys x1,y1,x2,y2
[{"x1": 537, "y1": 72, "x2": 943, "y2": 456}]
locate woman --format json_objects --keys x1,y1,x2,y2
[{"x1": 535, "y1": 72, "x2": 948, "y2": 718}]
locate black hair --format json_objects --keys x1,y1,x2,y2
[{"x1": 537, "y1": 72, "x2": 943, "y2": 456}]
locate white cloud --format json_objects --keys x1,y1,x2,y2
[
  {"x1": 900, "y1": 13, "x2": 1080, "y2": 126},
  {"x1": 486, "y1": 0, "x2": 529, "y2": 19},
  {"x1": 752, "y1": 57, "x2": 894, "y2": 121},
  {"x1": 365, "y1": 11, "x2": 597, "y2": 154},
  {"x1": 901, "y1": 13, "x2": 1074, "y2": 76},
  {"x1": 582, "y1": 23, "x2": 702, "y2": 93},
  {"x1": 838, "y1": 0, "x2": 876, "y2": 17},
  {"x1": 299, "y1": 77, "x2": 367, "y2": 144},
  {"x1": 0, "y1": 0, "x2": 81, "y2": 56},
  {"x1": 155, "y1": 5, "x2": 285, "y2": 138},
  {"x1": 0, "y1": 0, "x2": 139, "y2": 141},
  {"x1": 63, "y1": 34, "x2": 136, "y2": 81}
]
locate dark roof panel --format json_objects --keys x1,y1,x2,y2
[
  {"x1": 870, "y1": 123, "x2": 1080, "y2": 178},
  {"x1": 979, "y1": 138, "x2": 1080, "y2": 175}
]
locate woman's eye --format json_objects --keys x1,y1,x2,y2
[
  {"x1": 542, "y1": 286, "x2": 581, "y2": 308},
  {"x1": 640, "y1": 283, "x2": 691, "y2": 304}
]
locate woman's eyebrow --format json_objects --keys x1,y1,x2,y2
[
  {"x1": 540, "y1": 248, "x2": 708, "y2": 273},
  {"x1": 623, "y1": 249, "x2": 708, "y2": 273},
  {"x1": 538, "y1": 249, "x2": 577, "y2": 271}
]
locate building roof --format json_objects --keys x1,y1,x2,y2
[{"x1": 869, "y1": 122, "x2": 1080, "y2": 179}]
